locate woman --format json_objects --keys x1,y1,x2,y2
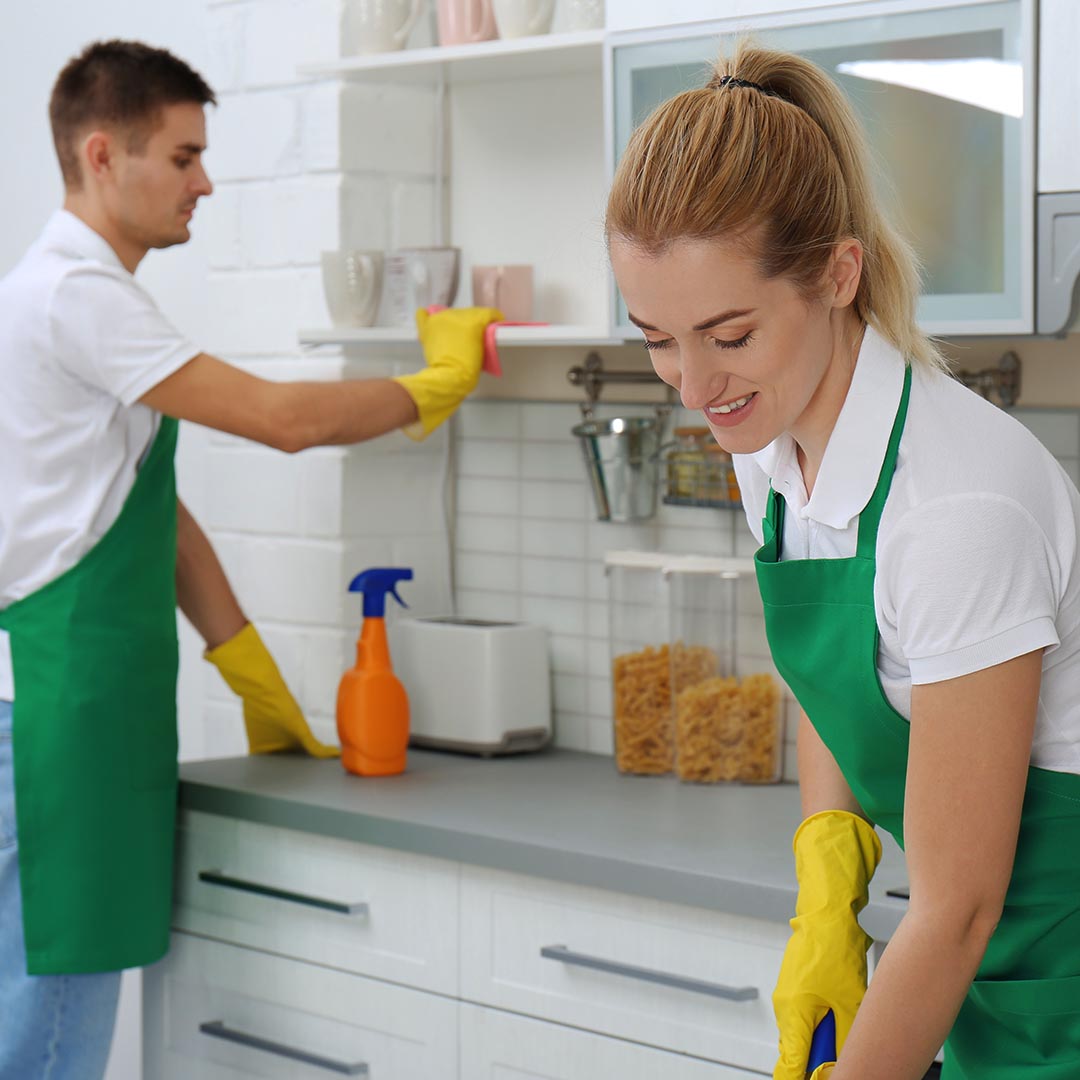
[{"x1": 606, "y1": 42, "x2": 1080, "y2": 1080}]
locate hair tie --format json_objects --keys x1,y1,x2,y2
[{"x1": 716, "y1": 74, "x2": 782, "y2": 100}]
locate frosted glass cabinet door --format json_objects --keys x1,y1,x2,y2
[{"x1": 610, "y1": 0, "x2": 1034, "y2": 336}]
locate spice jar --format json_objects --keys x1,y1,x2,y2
[{"x1": 665, "y1": 427, "x2": 711, "y2": 501}]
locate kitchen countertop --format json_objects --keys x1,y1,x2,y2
[{"x1": 178, "y1": 746, "x2": 910, "y2": 940}]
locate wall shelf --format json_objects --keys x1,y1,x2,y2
[
  {"x1": 297, "y1": 30, "x2": 604, "y2": 86},
  {"x1": 299, "y1": 324, "x2": 633, "y2": 349}
]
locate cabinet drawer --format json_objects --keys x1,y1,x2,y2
[
  {"x1": 174, "y1": 810, "x2": 459, "y2": 994},
  {"x1": 461, "y1": 1003, "x2": 764, "y2": 1078},
  {"x1": 144, "y1": 932, "x2": 457, "y2": 1079},
  {"x1": 460, "y1": 867, "x2": 785, "y2": 1073}
]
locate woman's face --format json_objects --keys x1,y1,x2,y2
[{"x1": 609, "y1": 234, "x2": 855, "y2": 456}]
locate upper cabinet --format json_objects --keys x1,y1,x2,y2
[{"x1": 609, "y1": 0, "x2": 1036, "y2": 337}]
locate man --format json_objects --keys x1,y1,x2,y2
[{"x1": 0, "y1": 39, "x2": 498, "y2": 1076}]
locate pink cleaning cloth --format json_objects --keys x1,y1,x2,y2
[{"x1": 422, "y1": 306, "x2": 547, "y2": 378}]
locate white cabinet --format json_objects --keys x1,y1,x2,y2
[
  {"x1": 460, "y1": 866, "x2": 784, "y2": 1074},
  {"x1": 144, "y1": 933, "x2": 458, "y2": 1079},
  {"x1": 148, "y1": 812, "x2": 787, "y2": 1076},
  {"x1": 460, "y1": 1003, "x2": 765, "y2": 1079},
  {"x1": 173, "y1": 809, "x2": 460, "y2": 995},
  {"x1": 1038, "y1": 0, "x2": 1080, "y2": 193}
]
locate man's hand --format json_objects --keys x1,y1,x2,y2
[
  {"x1": 205, "y1": 623, "x2": 339, "y2": 758},
  {"x1": 392, "y1": 306, "x2": 503, "y2": 439}
]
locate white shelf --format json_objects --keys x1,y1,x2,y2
[
  {"x1": 297, "y1": 30, "x2": 605, "y2": 85},
  {"x1": 299, "y1": 324, "x2": 632, "y2": 348}
]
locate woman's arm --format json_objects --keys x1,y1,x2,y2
[
  {"x1": 798, "y1": 708, "x2": 866, "y2": 819},
  {"x1": 175, "y1": 497, "x2": 247, "y2": 649},
  {"x1": 831, "y1": 649, "x2": 1043, "y2": 1080}
]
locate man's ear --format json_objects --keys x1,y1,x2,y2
[
  {"x1": 829, "y1": 239, "x2": 863, "y2": 309},
  {"x1": 81, "y1": 130, "x2": 115, "y2": 184}
]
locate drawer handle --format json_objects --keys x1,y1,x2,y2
[
  {"x1": 198, "y1": 869, "x2": 369, "y2": 916},
  {"x1": 199, "y1": 1020, "x2": 369, "y2": 1075},
  {"x1": 540, "y1": 945, "x2": 759, "y2": 1002}
]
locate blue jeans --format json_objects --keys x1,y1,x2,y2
[{"x1": 0, "y1": 699, "x2": 120, "y2": 1079}]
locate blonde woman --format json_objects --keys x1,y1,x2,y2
[{"x1": 607, "y1": 43, "x2": 1080, "y2": 1080}]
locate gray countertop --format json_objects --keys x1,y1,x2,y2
[{"x1": 178, "y1": 747, "x2": 910, "y2": 940}]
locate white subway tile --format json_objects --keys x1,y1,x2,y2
[
  {"x1": 207, "y1": 90, "x2": 302, "y2": 181},
  {"x1": 456, "y1": 588, "x2": 521, "y2": 622},
  {"x1": 548, "y1": 633, "x2": 588, "y2": 676},
  {"x1": 388, "y1": 535, "x2": 454, "y2": 615},
  {"x1": 552, "y1": 711, "x2": 589, "y2": 751},
  {"x1": 586, "y1": 675, "x2": 612, "y2": 719},
  {"x1": 200, "y1": 701, "x2": 249, "y2": 760},
  {"x1": 304, "y1": 627, "x2": 355, "y2": 718},
  {"x1": 200, "y1": 184, "x2": 244, "y2": 270},
  {"x1": 553, "y1": 673, "x2": 587, "y2": 713},
  {"x1": 455, "y1": 551, "x2": 518, "y2": 592},
  {"x1": 520, "y1": 556, "x2": 586, "y2": 599},
  {"x1": 204, "y1": 447, "x2": 303, "y2": 533},
  {"x1": 586, "y1": 520, "x2": 659, "y2": 560},
  {"x1": 586, "y1": 561, "x2": 608, "y2": 601},
  {"x1": 520, "y1": 520, "x2": 586, "y2": 559},
  {"x1": 586, "y1": 638, "x2": 609, "y2": 678},
  {"x1": 299, "y1": 451, "x2": 346, "y2": 537},
  {"x1": 456, "y1": 514, "x2": 519, "y2": 554},
  {"x1": 587, "y1": 717, "x2": 615, "y2": 756},
  {"x1": 458, "y1": 439, "x2": 520, "y2": 479},
  {"x1": 735, "y1": 523, "x2": 762, "y2": 557},
  {"x1": 457, "y1": 401, "x2": 522, "y2": 440},
  {"x1": 521, "y1": 441, "x2": 584, "y2": 482},
  {"x1": 205, "y1": 6, "x2": 248, "y2": 94},
  {"x1": 656, "y1": 525, "x2": 731, "y2": 557},
  {"x1": 340, "y1": 451, "x2": 451, "y2": 536},
  {"x1": 586, "y1": 599, "x2": 608, "y2": 639},
  {"x1": 244, "y1": 0, "x2": 340, "y2": 89},
  {"x1": 457, "y1": 476, "x2": 519, "y2": 517},
  {"x1": 520, "y1": 480, "x2": 588, "y2": 521},
  {"x1": 521, "y1": 403, "x2": 581, "y2": 441},
  {"x1": 202, "y1": 270, "x2": 308, "y2": 356},
  {"x1": 520, "y1": 596, "x2": 587, "y2": 636}
]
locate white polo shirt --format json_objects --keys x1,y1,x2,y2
[
  {"x1": 0, "y1": 210, "x2": 198, "y2": 700},
  {"x1": 734, "y1": 326, "x2": 1080, "y2": 776}
]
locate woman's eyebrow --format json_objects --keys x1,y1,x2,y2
[{"x1": 626, "y1": 309, "x2": 755, "y2": 332}]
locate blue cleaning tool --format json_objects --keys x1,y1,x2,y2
[{"x1": 807, "y1": 1010, "x2": 837, "y2": 1075}]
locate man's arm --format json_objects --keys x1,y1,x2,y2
[
  {"x1": 143, "y1": 354, "x2": 418, "y2": 453},
  {"x1": 175, "y1": 496, "x2": 247, "y2": 648}
]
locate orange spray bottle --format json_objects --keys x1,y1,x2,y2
[{"x1": 336, "y1": 568, "x2": 413, "y2": 777}]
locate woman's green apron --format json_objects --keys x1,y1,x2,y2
[
  {"x1": 755, "y1": 367, "x2": 1080, "y2": 1078},
  {"x1": 0, "y1": 417, "x2": 179, "y2": 974}
]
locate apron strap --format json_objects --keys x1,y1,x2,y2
[{"x1": 856, "y1": 364, "x2": 912, "y2": 560}]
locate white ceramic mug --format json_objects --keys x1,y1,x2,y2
[
  {"x1": 471, "y1": 264, "x2": 533, "y2": 321},
  {"x1": 321, "y1": 250, "x2": 384, "y2": 328},
  {"x1": 491, "y1": 0, "x2": 554, "y2": 38},
  {"x1": 561, "y1": 0, "x2": 603, "y2": 31},
  {"x1": 343, "y1": 0, "x2": 426, "y2": 55},
  {"x1": 381, "y1": 247, "x2": 461, "y2": 326}
]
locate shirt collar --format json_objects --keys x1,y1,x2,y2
[
  {"x1": 751, "y1": 326, "x2": 907, "y2": 530},
  {"x1": 41, "y1": 209, "x2": 128, "y2": 274}
]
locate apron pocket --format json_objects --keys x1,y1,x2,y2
[{"x1": 958, "y1": 971, "x2": 1080, "y2": 1066}]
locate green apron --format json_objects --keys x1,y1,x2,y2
[
  {"x1": 755, "y1": 366, "x2": 1080, "y2": 1078},
  {"x1": 0, "y1": 417, "x2": 179, "y2": 974}
]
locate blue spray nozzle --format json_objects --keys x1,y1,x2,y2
[{"x1": 348, "y1": 568, "x2": 413, "y2": 619}]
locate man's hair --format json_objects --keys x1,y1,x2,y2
[{"x1": 49, "y1": 40, "x2": 216, "y2": 190}]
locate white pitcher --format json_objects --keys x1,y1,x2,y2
[{"x1": 344, "y1": 0, "x2": 426, "y2": 55}]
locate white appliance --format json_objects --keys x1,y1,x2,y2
[{"x1": 389, "y1": 616, "x2": 551, "y2": 755}]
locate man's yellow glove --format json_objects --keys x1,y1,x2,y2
[
  {"x1": 772, "y1": 810, "x2": 882, "y2": 1080},
  {"x1": 205, "y1": 623, "x2": 339, "y2": 758},
  {"x1": 393, "y1": 306, "x2": 503, "y2": 439}
]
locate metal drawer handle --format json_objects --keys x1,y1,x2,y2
[
  {"x1": 198, "y1": 869, "x2": 369, "y2": 916},
  {"x1": 200, "y1": 1020, "x2": 368, "y2": 1075},
  {"x1": 540, "y1": 944, "x2": 759, "y2": 1002}
]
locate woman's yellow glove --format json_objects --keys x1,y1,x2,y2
[
  {"x1": 809, "y1": 1066, "x2": 834, "y2": 1080},
  {"x1": 205, "y1": 623, "x2": 339, "y2": 758},
  {"x1": 393, "y1": 306, "x2": 503, "y2": 439},
  {"x1": 772, "y1": 810, "x2": 882, "y2": 1080}
]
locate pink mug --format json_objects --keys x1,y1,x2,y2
[
  {"x1": 436, "y1": 0, "x2": 497, "y2": 45},
  {"x1": 472, "y1": 264, "x2": 534, "y2": 321}
]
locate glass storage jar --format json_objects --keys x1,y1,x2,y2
[
  {"x1": 668, "y1": 559, "x2": 782, "y2": 784},
  {"x1": 665, "y1": 427, "x2": 711, "y2": 502}
]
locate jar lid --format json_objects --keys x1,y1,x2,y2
[
  {"x1": 673, "y1": 426, "x2": 710, "y2": 438},
  {"x1": 704, "y1": 444, "x2": 731, "y2": 457}
]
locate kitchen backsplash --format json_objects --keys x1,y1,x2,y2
[{"x1": 452, "y1": 397, "x2": 1080, "y2": 782}]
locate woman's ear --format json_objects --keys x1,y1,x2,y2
[{"x1": 828, "y1": 239, "x2": 863, "y2": 309}]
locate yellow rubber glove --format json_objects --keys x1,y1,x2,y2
[
  {"x1": 772, "y1": 810, "x2": 882, "y2": 1080},
  {"x1": 393, "y1": 306, "x2": 503, "y2": 440},
  {"x1": 809, "y1": 1067, "x2": 834, "y2": 1080},
  {"x1": 205, "y1": 623, "x2": 339, "y2": 758}
]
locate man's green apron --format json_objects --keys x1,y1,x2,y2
[
  {"x1": 755, "y1": 366, "x2": 1080, "y2": 1078},
  {"x1": 0, "y1": 417, "x2": 179, "y2": 974}
]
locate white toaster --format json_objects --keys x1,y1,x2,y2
[{"x1": 389, "y1": 616, "x2": 552, "y2": 755}]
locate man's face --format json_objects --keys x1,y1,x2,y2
[
  {"x1": 104, "y1": 102, "x2": 213, "y2": 252},
  {"x1": 609, "y1": 233, "x2": 839, "y2": 457}
]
